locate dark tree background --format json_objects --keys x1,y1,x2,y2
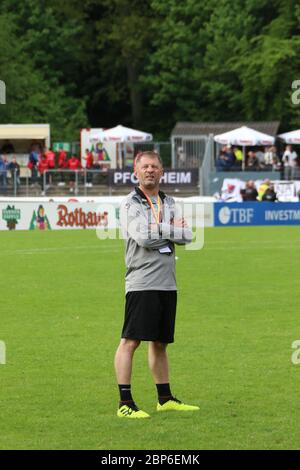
[{"x1": 0, "y1": 0, "x2": 300, "y2": 141}]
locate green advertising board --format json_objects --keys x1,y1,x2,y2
[{"x1": 53, "y1": 142, "x2": 71, "y2": 152}]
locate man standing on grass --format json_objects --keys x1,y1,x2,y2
[{"x1": 115, "y1": 150, "x2": 199, "y2": 418}]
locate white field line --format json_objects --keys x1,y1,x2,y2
[
  {"x1": 0, "y1": 245, "x2": 122, "y2": 256},
  {"x1": 203, "y1": 246, "x2": 295, "y2": 250},
  {"x1": 0, "y1": 241, "x2": 297, "y2": 257},
  {"x1": 202, "y1": 240, "x2": 298, "y2": 245}
]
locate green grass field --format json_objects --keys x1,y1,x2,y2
[{"x1": 1, "y1": 226, "x2": 300, "y2": 450}]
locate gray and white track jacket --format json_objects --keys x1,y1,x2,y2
[{"x1": 120, "y1": 187, "x2": 193, "y2": 293}]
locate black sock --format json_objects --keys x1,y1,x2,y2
[
  {"x1": 118, "y1": 384, "x2": 136, "y2": 409},
  {"x1": 156, "y1": 383, "x2": 173, "y2": 405}
]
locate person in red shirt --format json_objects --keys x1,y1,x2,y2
[
  {"x1": 44, "y1": 147, "x2": 56, "y2": 185},
  {"x1": 67, "y1": 155, "x2": 81, "y2": 193},
  {"x1": 58, "y1": 149, "x2": 67, "y2": 168},
  {"x1": 38, "y1": 154, "x2": 49, "y2": 195},
  {"x1": 44, "y1": 147, "x2": 56, "y2": 168},
  {"x1": 58, "y1": 149, "x2": 67, "y2": 185},
  {"x1": 83, "y1": 148, "x2": 94, "y2": 187}
]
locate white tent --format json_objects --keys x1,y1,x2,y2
[
  {"x1": 214, "y1": 126, "x2": 275, "y2": 170},
  {"x1": 278, "y1": 129, "x2": 300, "y2": 144},
  {"x1": 93, "y1": 125, "x2": 152, "y2": 143},
  {"x1": 214, "y1": 125, "x2": 274, "y2": 146},
  {"x1": 92, "y1": 125, "x2": 153, "y2": 168}
]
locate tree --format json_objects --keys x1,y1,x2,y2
[
  {"x1": 0, "y1": 14, "x2": 87, "y2": 141},
  {"x1": 89, "y1": 0, "x2": 155, "y2": 127},
  {"x1": 233, "y1": 0, "x2": 300, "y2": 128},
  {"x1": 143, "y1": 0, "x2": 213, "y2": 131}
]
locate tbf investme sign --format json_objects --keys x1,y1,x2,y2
[{"x1": 0, "y1": 80, "x2": 6, "y2": 104}]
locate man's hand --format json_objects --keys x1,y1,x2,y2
[{"x1": 172, "y1": 218, "x2": 188, "y2": 228}]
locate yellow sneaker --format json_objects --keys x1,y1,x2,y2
[
  {"x1": 157, "y1": 398, "x2": 199, "y2": 412},
  {"x1": 117, "y1": 405, "x2": 150, "y2": 419}
]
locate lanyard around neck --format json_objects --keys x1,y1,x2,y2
[{"x1": 143, "y1": 193, "x2": 161, "y2": 224}]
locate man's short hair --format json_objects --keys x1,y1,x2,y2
[{"x1": 134, "y1": 150, "x2": 163, "y2": 169}]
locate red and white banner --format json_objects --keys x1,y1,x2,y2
[{"x1": 0, "y1": 202, "x2": 118, "y2": 231}]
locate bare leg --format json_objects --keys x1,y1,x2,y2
[
  {"x1": 148, "y1": 341, "x2": 169, "y2": 384},
  {"x1": 114, "y1": 338, "x2": 140, "y2": 384}
]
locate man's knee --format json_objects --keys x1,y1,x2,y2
[
  {"x1": 150, "y1": 341, "x2": 168, "y2": 352},
  {"x1": 120, "y1": 338, "x2": 141, "y2": 353}
]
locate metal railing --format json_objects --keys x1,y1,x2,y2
[
  {"x1": 2, "y1": 164, "x2": 298, "y2": 198},
  {"x1": 0, "y1": 169, "x2": 110, "y2": 197},
  {"x1": 0, "y1": 169, "x2": 21, "y2": 196},
  {"x1": 171, "y1": 136, "x2": 208, "y2": 169},
  {"x1": 42, "y1": 169, "x2": 110, "y2": 196}
]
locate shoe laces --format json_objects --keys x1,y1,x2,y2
[
  {"x1": 120, "y1": 402, "x2": 139, "y2": 412},
  {"x1": 171, "y1": 397, "x2": 182, "y2": 404}
]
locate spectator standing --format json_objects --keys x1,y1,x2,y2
[
  {"x1": 264, "y1": 146, "x2": 277, "y2": 167},
  {"x1": 83, "y1": 149, "x2": 94, "y2": 187},
  {"x1": 240, "y1": 180, "x2": 258, "y2": 201},
  {"x1": 177, "y1": 146, "x2": 186, "y2": 168},
  {"x1": 233, "y1": 147, "x2": 243, "y2": 169},
  {"x1": 233, "y1": 147, "x2": 243, "y2": 162},
  {"x1": 246, "y1": 151, "x2": 260, "y2": 170},
  {"x1": 28, "y1": 147, "x2": 39, "y2": 185},
  {"x1": 255, "y1": 149, "x2": 265, "y2": 168},
  {"x1": 38, "y1": 154, "x2": 49, "y2": 195},
  {"x1": 292, "y1": 156, "x2": 300, "y2": 180},
  {"x1": 0, "y1": 155, "x2": 7, "y2": 193},
  {"x1": 58, "y1": 149, "x2": 67, "y2": 184},
  {"x1": 67, "y1": 155, "x2": 81, "y2": 193},
  {"x1": 44, "y1": 147, "x2": 56, "y2": 185},
  {"x1": 7, "y1": 156, "x2": 21, "y2": 191},
  {"x1": 216, "y1": 146, "x2": 236, "y2": 171},
  {"x1": 282, "y1": 145, "x2": 298, "y2": 180}
]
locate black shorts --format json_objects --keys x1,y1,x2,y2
[{"x1": 121, "y1": 290, "x2": 177, "y2": 343}]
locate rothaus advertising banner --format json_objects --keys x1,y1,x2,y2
[
  {"x1": 214, "y1": 202, "x2": 300, "y2": 227},
  {"x1": 108, "y1": 169, "x2": 199, "y2": 186},
  {"x1": 0, "y1": 199, "x2": 214, "y2": 230},
  {"x1": 0, "y1": 202, "x2": 118, "y2": 231}
]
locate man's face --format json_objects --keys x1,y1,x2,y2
[{"x1": 135, "y1": 156, "x2": 163, "y2": 189}]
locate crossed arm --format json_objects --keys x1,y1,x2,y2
[{"x1": 120, "y1": 201, "x2": 193, "y2": 249}]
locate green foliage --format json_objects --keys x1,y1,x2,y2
[
  {"x1": 1, "y1": 0, "x2": 300, "y2": 139},
  {"x1": 88, "y1": 0, "x2": 155, "y2": 126},
  {"x1": 143, "y1": 0, "x2": 212, "y2": 128},
  {"x1": 0, "y1": 4, "x2": 87, "y2": 141},
  {"x1": 145, "y1": 0, "x2": 300, "y2": 132}
]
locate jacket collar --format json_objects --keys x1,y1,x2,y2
[{"x1": 134, "y1": 186, "x2": 166, "y2": 201}]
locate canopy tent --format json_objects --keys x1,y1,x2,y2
[
  {"x1": 278, "y1": 129, "x2": 300, "y2": 144},
  {"x1": 92, "y1": 125, "x2": 153, "y2": 168},
  {"x1": 0, "y1": 124, "x2": 51, "y2": 170},
  {"x1": 214, "y1": 126, "x2": 275, "y2": 170},
  {"x1": 92, "y1": 124, "x2": 152, "y2": 143},
  {"x1": 0, "y1": 124, "x2": 50, "y2": 142}
]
